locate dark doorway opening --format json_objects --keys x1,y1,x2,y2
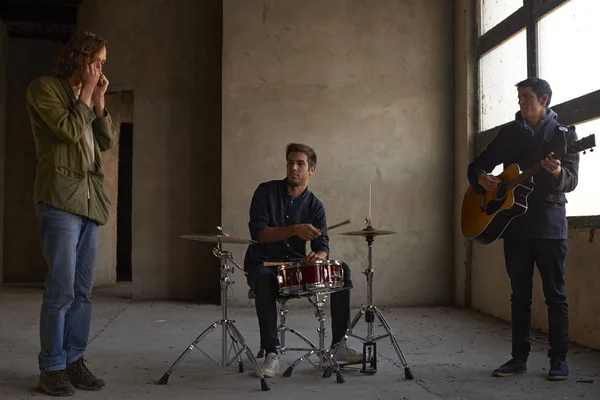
[{"x1": 116, "y1": 123, "x2": 133, "y2": 282}]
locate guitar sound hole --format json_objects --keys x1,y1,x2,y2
[{"x1": 486, "y1": 184, "x2": 508, "y2": 215}]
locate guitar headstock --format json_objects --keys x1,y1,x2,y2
[{"x1": 568, "y1": 134, "x2": 596, "y2": 155}]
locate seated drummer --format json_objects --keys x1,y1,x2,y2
[{"x1": 244, "y1": 143, "x2": 362, "y2": 377}]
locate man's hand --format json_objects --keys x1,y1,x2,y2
[
  {"x1": 93, "y1": 73, "x2": 109, "y2": 99},
  {"x1": 294, "y1": 224, "x2": 321, "y2": 241},
  {"x1": 304, "y1": 251, "x2": 327, "y2": 262},
  {"x1": 79, "y1": 64, "x2": 101, "y2": 107},
  {"x1": 477, "y1": 174, "x2": 501, "y2": 191},
  {"x1": 81, "y1": 63, "x2": 101, "y2": 88},
  {"x1": 92, "y1": 73, "x2": 109, "y2": 117},
  {"x1": 541, "y1": 152, "x2": 562, "y2": 177}
]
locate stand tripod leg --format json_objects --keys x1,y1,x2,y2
[
  {"x1": 227, "y1": 322, "x2": 271, "y2": 391},
  {"x1": 225, "y1": 324, "x2": 245, "y2": 373},
  {"x1": 373, "y1": 306, "x2": 414, "y2": 380},
  {"x1": 344, "y1": 306, "x2": 367, "y2": 341},
  {"x1": 282, "y1": 349, "x2": 318, "y2": 377},
  {"x1": 321, "y1": 350, "x2": 345, "y2": 383},
  {"x1": 282, "y1": 293, "x2": 345, "y2": 384},
  {"x1": 158, "y1": 321, "x2": 219, "y2": 385}
]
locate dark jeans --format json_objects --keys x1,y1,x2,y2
[
  {"x1": 503, "y1": 238, "x2": 569, "y2": 362},
  {"x1": 247, "y1": 262, "x2": 352, "y2": 352}
]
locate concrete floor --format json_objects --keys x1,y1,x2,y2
[{"x1": 0, "y1": 286, "x2": 599, "y2": 400}]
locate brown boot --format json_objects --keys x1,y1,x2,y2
[
  {"x1": 38, "y1": 369, "x2": 75, "y2": 397},
  {"x1": 66, "y1": 357, "x2": 105, "y2": 391}
]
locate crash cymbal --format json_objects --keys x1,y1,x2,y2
[
  {"x1": 339, "y1": 227, "x2": 397, "y2": 237},
  {"x1": 180, "y1": 234, "x2": 259, "y2": 245}
]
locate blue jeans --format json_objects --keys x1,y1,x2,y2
[
  {"x1": 36, "y1": 202, "x2": 99, "y2": 371},
  {"x1": 503, "y1": 238, "x2": 569, "y2": 362}
]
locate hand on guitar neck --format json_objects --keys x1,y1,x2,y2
[
  {"x1": 477, "y1": 174, "x2": 501, "y2": 191},
  {"x1": 540, "y1": 151, "x2": 562, "y2": 177}
]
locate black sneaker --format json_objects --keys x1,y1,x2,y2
[
  {"x1": 38, "y1": 369, "x2": 75, "y2": 396},
  {"x1": 66, "y1": 357, "x2": 105, "y2": 391},
  {"x1": 548, "y1": 359, "x2": 568, "y2": 381},
  {"x1": 492, "y1": 359, "x2": 527, "y2": 377}
]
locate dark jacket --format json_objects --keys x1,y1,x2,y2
[{"x1": 467, "y1": 109, "x2": 579, "y2": 239}]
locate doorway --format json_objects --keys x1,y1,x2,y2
[{"x1": 116, "y1": 122, "x2": 133, "y2": 282}]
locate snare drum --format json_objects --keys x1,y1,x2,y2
[{"x1": 277, "y1": 260, "x2": 344, "y2": 294}]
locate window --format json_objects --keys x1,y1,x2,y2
[
  {"x1": 479, "y1": 29, "x2": 527, "y2": 131},
  {"x1": 565, "y1": 118, "x2": 600, "y2": 217},
  {"x1": 480, "y1": 0, "x2": 523, "y2": 35},
  {"x1": 538, "y1": 0, "x2": 600, "y2": 105},
  {"x1": 476, "y1": 0, "x2": 600, "y2": 221}
]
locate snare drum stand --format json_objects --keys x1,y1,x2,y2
[
  {"x1": 282, "y1": 290, "x2": 345, "y2": 383},
  {"x1": 338, "y1": 218, "x2": 414, "y2": 380},
  {"x1": 158, "y1": 231, "x2": 270, "y2": 391}
]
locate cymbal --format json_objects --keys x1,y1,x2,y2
[
  {"x1": 180, "y1": 234, "x2": 259, "y2": 245},
  {"x1": 339, "y1": 227, "x2": 397, "y2": 237}
]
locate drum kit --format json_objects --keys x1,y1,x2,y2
[{"x1": 157, "y1": 215, "x2": 414, "y2": 392}]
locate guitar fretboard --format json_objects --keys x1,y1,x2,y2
[{"x1": 506, "y1": 146, "x2": 568, "y2": 190}]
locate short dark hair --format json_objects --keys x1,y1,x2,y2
[
  {"x1": 286, "y1": 143, "x2": 317, "y2": 168},
  {"x1": 55, "y1": 31, "x2": 107, "y2": 78},
  {"x1": 516, "y1": 77, "x2": 553, "y2": 108}
]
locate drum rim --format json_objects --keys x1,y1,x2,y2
[{"x1": 295, "y1": 259, "x2": 343, "y2": 266}]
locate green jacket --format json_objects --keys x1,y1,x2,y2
[{"x1": 26, "y1": 76, "x2": 117, "y2": 225}]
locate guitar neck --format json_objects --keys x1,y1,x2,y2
[
  {"x1": 508, "y1": 164, "x2": 544, "y2": 189},
  {"x1": 506, "y1": 146, "x2": 568, "y2": 190}
]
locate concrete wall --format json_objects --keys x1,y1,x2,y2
[
  {"x1": 222, "y1": 0, "x2": 456, "y2": 306},
  {"x1": 0, "y1": 21, "x2": 6, "y2": 285},
  {"x1": 471, "y1": 232, "x2": 600, "y2": 350},
  {"x1": 78, "y1": 0, "x2": 223, "y2": 302},
  {"x1": 3, "y1": 38, "x2": 62, "y2": 284}
]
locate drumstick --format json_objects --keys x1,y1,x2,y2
[
  {"x1": 262, "y1": 220, "x2": 350, "y2": 267},
  {"x1": 320, "y1": 219, "x2": 350, "y2": 233}
]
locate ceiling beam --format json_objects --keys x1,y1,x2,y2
[
  {"x1": 4, "y1": 20, "x2": 75, "y2": 42},
  {"x1": 0, "y1": 4, "x2": 77, "y2": 25}
]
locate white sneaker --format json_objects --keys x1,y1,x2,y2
[
  {"x1": 331, "y1": 343, "x2": 363, "y2": 364},
  {"x1": 261, "y1": 352, "x2": 280, "y2": 377}
]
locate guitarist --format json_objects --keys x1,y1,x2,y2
[{"x1": 467, "y1": 78, "x2": 579, "y2": 381}]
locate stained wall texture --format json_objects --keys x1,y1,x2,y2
[
  {"x1": 222, "y1": 0, "x2": 456, "y2": 306},
  {"x1": 3, "y1": 38, "x2": 62, "y2": 284},
  {"x1": 77, "y1": 0, "x2": 223, "y2": 301}
]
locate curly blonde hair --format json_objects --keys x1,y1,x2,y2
[{"x1": 55, "y1": 31, "x2": 107, "y2": 78}]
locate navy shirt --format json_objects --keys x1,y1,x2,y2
[{"x1": 244, "y1": 178, "x2": 329, "y2": 270}]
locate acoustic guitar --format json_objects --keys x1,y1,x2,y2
[{"x1": 461, "y1": 134, "x2": 596, "y2": 245}]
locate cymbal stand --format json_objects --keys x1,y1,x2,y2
[
  {"x1": 158, "y1": 227, "x2": 270, "y2": 391},
  {"x1": 336, "y1": 217, "x2": 414, "y2": 380}
]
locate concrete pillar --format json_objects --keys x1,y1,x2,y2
[
  {"x1": 454, "y1": 0, "x2": 477, "y2": 306},
  {"x1": 0, "y1": 20, "x2": 7, "y2": 286}
]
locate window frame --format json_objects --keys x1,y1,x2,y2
[{"x1": 475, "y1": 0, "x2": 600, "y2": 227}]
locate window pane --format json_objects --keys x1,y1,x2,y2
[
  {"x1": 539, "y1": 0, "x2": 600, "y2": 105},
  {"x1": 566, "y1": 118, "x2": 600, "y2": 217},
  {"x1": 480, "y1": 0, "x2": 523, "y2": 35},
  {"x1": 479, "y1": 29, "x2": 527, "y2": 131}
]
